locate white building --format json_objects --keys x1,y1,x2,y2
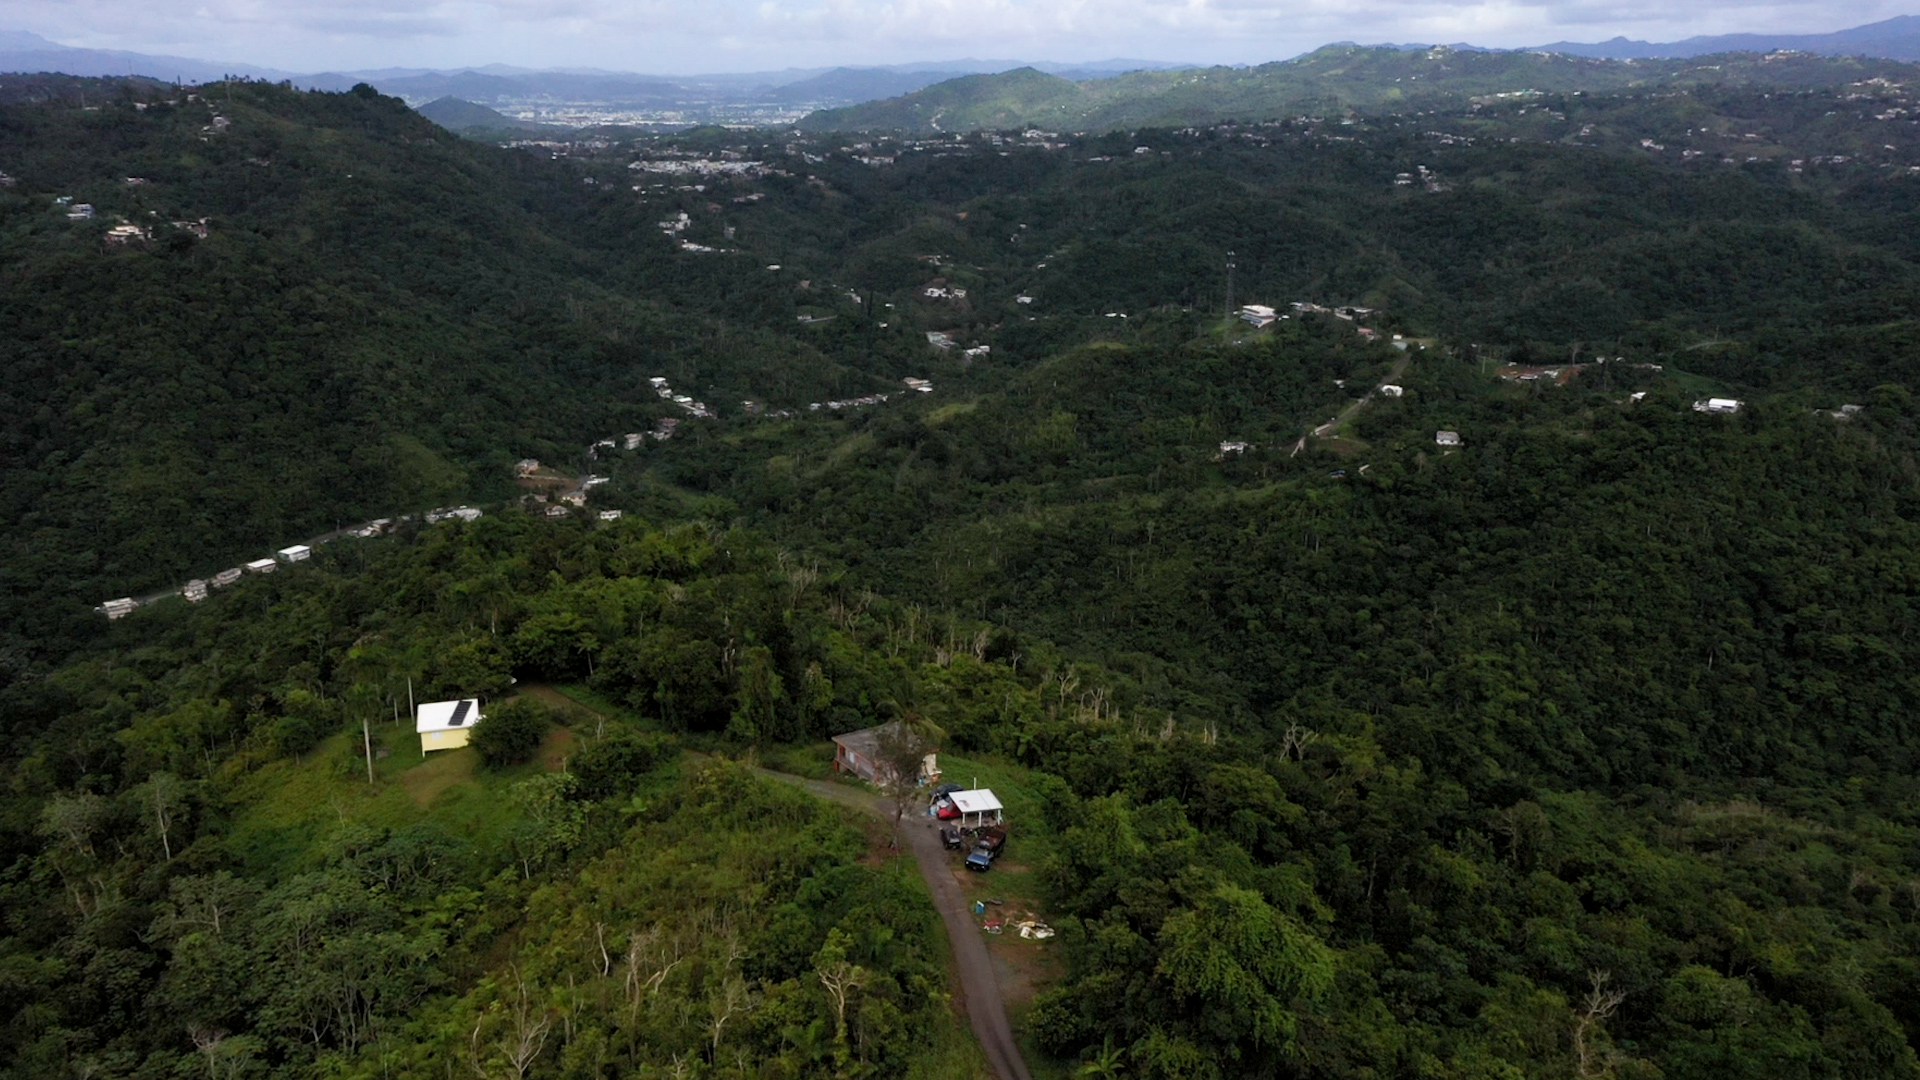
[
  {"x1": 624, "y1": 433, "x2": 643, "y2": 450},
  {"x1": 903, "y1": 377, "x2": 934, "y2": 393},
  {"x1": 277, "y1": 545, "x2": 311, "y2": 563},
  {"x1": 1219, "y1": 440, "x2": 1251, "y2": 456},
  {"x1": 182, "y1": 579, "x2": 208, "y2": 603},
  {"x1": 598, "y1": 509, "x2": 623, "y2": 521},
  {"x1": 1693, "y1": 398, "x2": 1742, "y2": 414},
  {"x1": 245, "y1": 558, "x2": 277, "y2": 574},
  {"x1": 1379, "y1": 385, "x2": 1405, "y2": 398},
  {"x1": 949, "y1": 789, "x2": 1004, "y2": 828},
  {"x1": 212, "y1": 568, "x2": 243, "y2": 588},
  {"x1": 515, "y1": 458, "x2": 541, "y2": 477},
  {"x1": 101, "y1": 597, "x2": 137, "y2": 620},
  {"x1": 1238, "y1": 304, "x2": 1278, "y2": 328},
  {"x1": 417, "y1": 698, "x2": 483, "y2": 754},
  {"x1": 1435, "y1": 430, "x2": 1462, "y2": 447}
]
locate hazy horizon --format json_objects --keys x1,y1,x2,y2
[{"x1": 1, "y1": 1, "x2": 1913, "y2": 78}]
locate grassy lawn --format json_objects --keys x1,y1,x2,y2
[{"x1": 221, "y1": 712, "x2": 577, "y2": 875}]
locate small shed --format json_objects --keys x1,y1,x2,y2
[
  {"x1": 417, "y1": 698, "x2": 483, "y2": 755},
  {"x1": 277, "y1": 545, "x2": 311, "y2": 563},
  {"x1": 949, "y1": 789, "x2": 1003, "y2": 828}
]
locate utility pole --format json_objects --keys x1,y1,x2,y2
[
  {"x1": 362, "y1": 716, "x2": 375, "y2": 785},
  {"x1": 1225, "y1": 251, "x2": 1237, "y2": 324}
]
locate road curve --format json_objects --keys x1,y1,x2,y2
[{"x1": 761, "y1": 770, "x2": 1033, "y2": 1080}]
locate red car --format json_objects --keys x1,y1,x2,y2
[{"x1": 934, "y1": 797, "x2": 961, "y2": 820}]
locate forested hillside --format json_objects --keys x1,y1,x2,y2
[
  {"x1": 0, "y1": 78, "x2": 940, "y2": 684},
  {"x1": 798, "y1": 44, "x2": 1920, "y2": 133},
  {"x1": 9, "y1": 67, "x2": 1920, "y2": 1080}
]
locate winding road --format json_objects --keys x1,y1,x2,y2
[{"x1": 761, "y1": 770, "x2": 1033, "y2": 1080}]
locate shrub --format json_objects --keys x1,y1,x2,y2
[
  {"x1": 470, "y1": 699, "x2": 549, "y2": 768},
  {"x1": 571, "y1": 730, "x2": 675, "y2": 800}
]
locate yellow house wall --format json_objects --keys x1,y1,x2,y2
[{"x1": 421, "y1": 728, "x2": 473, "y2": 753}]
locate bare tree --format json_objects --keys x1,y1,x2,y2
[
  {"x1": 706, "y1": 974, "x2": 753, "y2": 1061},
  {"x1": 874, "y1": 718, "x2": 941, "y2": 849},
  {"x1": 470, "y1": 965, "x2": 552, "y2": 1080},
  {"x1": 1573, "y1": 969, "x2": 1628, "y2": 1079},
  {"x1": 814, "y1": 928, "x2": 869, "y2": 1055},
  {"x1": 143, "y1": 771, "x2": 185, "y2": 861}
]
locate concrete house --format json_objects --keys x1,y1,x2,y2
[
  {"x1": 277, "y1": 545, "x2": 311, "y2": 563},
  {"x1": 832, "y1": 722, "x2": 939, "y2": 786},
  {"x1": 1693, "y1": 398, "x2": 1742, "y2": 414},
  {"x1": 417, "y1": 698, "x2": 483, "y2": 754},
  {"x1": 245, "y1": 558, "x2": 277, "y2": 574},
  {"x1": 1435, "y1": 431, "x2": 1462, "y2": 447}
]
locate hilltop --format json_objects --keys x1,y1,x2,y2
[
  {"x1": 801, "y1": 44, "x2": 1920, "y2": 132},
  {"x1": 414, "y1": 94, "x2": 553, "y2": 131}
]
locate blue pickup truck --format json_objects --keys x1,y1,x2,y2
[{"x1": 964, "y1": 827, "x2": 1007, "y2": 872}]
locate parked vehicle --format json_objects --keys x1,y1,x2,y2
[
  {"x1": 935, "y1": 797, "x2": 961, "y2": 820},
  {"x1": 965, "y1": 827, "x2": 1007, "y2": 871},
  {"x1": 940, "y1": 824, "x2": 963, "y2": 850}
]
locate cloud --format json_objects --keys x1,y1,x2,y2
[{"x1": 3, "y1": 0, "x2": 1906, "y2": 71}]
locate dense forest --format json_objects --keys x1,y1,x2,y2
[{"x1": 8, "y1": 62, "x2": 1920, "y2": 1080}]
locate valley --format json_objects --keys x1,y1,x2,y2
[{"x1": 7, "y1": 52, "x2": 1920, "y2": 1080}]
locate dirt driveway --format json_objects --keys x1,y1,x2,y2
[{"x1": 762, "y1": 771, "x2": 1033, "y2": 1080}]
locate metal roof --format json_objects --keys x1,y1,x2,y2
[
  {"x1": 417, "y1": 698, "x2": 483, "y2": 734},
  {"x1": 949, "y1": 789, "x2": 1002, "y2": 815}
]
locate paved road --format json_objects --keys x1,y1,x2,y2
[
  {"x1": 761, "y1": 770, "x2": 1032, "y2": 1080},
  {"x1": 1311, "y1": 353, "x2": 1413, "y2": 438}
]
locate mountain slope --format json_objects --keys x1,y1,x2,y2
[
  {"x1": 802, "y1": 45, "x2": 1920, "y2": 132},
  {"x1": 415, "y1": 94, "x2": 550, "y2": 131},
  {"x1": 0, "y1": 77, "x2": 909, "y2": 678},
  {"x1": 1534, "y1": 14, "x2": 1920, "y2": 60}
]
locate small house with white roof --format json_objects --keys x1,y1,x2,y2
[{"x1": 417, "y1": 698, "x2": 483, "y2": 754}]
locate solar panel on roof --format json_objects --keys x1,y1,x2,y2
[{"x1": 449, "y1": 700, "x2": 472, "y2": 727}]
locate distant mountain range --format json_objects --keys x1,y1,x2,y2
[
  {"x1": 5, "y1": 17, "x2": 1920, "y2": 128},
  {"x1": 1529, "y1": 14, "x2": 1920, "y2": 61}
]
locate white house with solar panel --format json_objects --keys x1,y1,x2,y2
[{"x1": 417, "y1": 698, "x2": 483, "y2": 755}]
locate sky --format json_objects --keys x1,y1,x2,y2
[{"x1": 1, "y1": 0, "x2": 1910, "y2": 75}]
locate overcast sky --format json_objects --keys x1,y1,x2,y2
[{"x1": 2, "y1": 0, "x2": 1909, "y2": 74}]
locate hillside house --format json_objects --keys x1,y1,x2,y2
[
  {"x1": 67, "y1": 203, "x2": 94, "y2": 220},
  {"x1": 417, "y1": 698, "x2": 482, "y2": 754},
  {"x1": 545, "y1": 505, "x2": 570, "y2": 518},
  {"x1": 515, "y1": 458, "x2": 541, "y2": 478},
  {"x1": 903, "y1": 377, "x2": 934, "y2": 393},
  {"x1": 1379, "y1": 385, "x2": 1404, "y2": 398},
  {"x1": 832, "y1": 722, "x2": 940, "y2": 786},
  {"x1": 105, "y1": 224, "x2": 147, "y2": 245},
  {"x1": 101, "y1": 598, "x2": 137, "y2": 620},
  {"x1": 561, "y1": 491, "x2": 587, "y2": 507},
  {"x1": 1435, "y1": 430, "x2": 1462, "y2": 447},
  {"x1": 1693, "y1": 398, "x2": 1742, "y2": 414},
  {"x1": 182, "y1": 579, "x2": 208, "y2": 603},
  {"x1": 277, "y1": 545, "x2": 311, "y2": 563},
  {"x1": 1238, "y1": 304, "x2": 1278, "y2": 328},
  {"x1": 245, "y1": 558, "x2": 276, "y2": 574},
  {"x1": 1218, "y1": 440, "x2": 1251, "y2": 457},
  {"x1": 624, "y1": 433, "x2": 643, "y2": 450},
  {"x1": 598, "y1": 509, "x2": 623, "y2": 521},
  {"x1": 212, "y1": 568, "x2": 243, "y2": 588}
]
